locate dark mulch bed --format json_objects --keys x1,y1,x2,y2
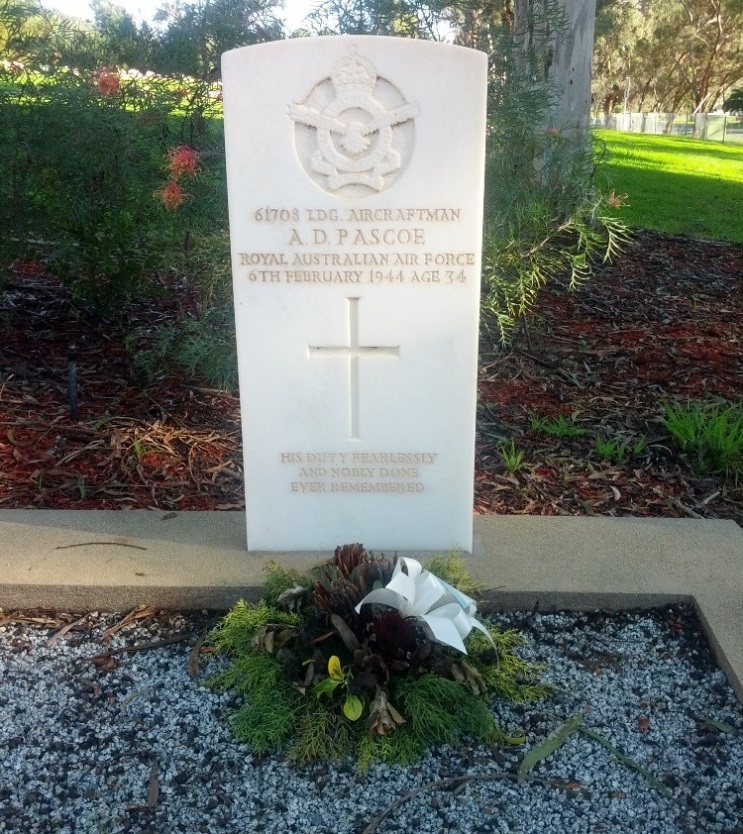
[{"x1": 1, "y1": 229, "x2": 741, "y2": 525}]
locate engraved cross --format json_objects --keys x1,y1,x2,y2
[{"x1": 309, "y1": 297, "x2": 399, "y2": 440}]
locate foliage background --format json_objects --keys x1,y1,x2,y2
[{"x1": 2, "y1": 0, "x2": 628, "y2": 379}]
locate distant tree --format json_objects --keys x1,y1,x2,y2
[
  {"x1": 90, "y1": 0, "x2": 153, "y2": 67},
  {"x1": 593, "y1": 0, "x2": 743, "y2": 112},
  {"x1": 152, "y1": 0, "x2": 283, "y2": 79},
  {"x1": 723, "y1": 87, "x2": 743, "y2": 112},
  {"x1": 304, "y1": 0, "x2": 447, "y2": 38}
]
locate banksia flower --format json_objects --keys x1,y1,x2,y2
[
  {"x1": 313, "y1": 544, "x2": 394, "y2": 640},
  {"x1": 314, "y1": 577, "x2": 364, "y2": 624},
  {"x1": 333, "y1": 543, "x2": 367, "y2": 580}
]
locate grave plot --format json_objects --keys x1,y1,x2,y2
[{"x1": 0, "y1": 230, "x2": 741, "y2": 525}]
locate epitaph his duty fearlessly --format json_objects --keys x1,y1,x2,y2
[{"x1": 222, "y1": 37, "x2": 488, "y2": 552}]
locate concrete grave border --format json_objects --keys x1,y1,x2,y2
[{"x1": 1, "y1": 511, "x2": 741, "y2": 701}]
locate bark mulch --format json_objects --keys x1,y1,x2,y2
[{"x1": 1, "y1": 229, "x2": 741, "y2": 526}]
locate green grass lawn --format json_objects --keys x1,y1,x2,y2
[{"x1": 594, "y1": 129, "x2": 743, "y2": 244}]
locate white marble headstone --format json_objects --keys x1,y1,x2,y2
[{"x1": 222, "y1": 36, "x2": 487, "y2": 552}]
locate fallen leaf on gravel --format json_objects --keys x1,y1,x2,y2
[
  {"x1": 100, "y1": 604, "x2": 157, "y2": 641},
  {"x1": 187, "y1": 626, "x2": 210, "y2": 678},
  {"x1": 147, "y1": 762, "x2": 160, "y2": 810},
  {"x1": 47, "y1": 613, "x2": 88, "y2": 647},
  {"x1": 694, "y1": 714, "x2": 739, "y2": 735},
  {"x1": 518, "y1": 714, "x2": 583, "y2": 781},
  {"x1": 91, "y1": 654, "x2": 117, "y2": 671}
]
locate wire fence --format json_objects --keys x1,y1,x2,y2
[{"x1": 592, "y1": 112, "x2": 743, "y2": 144}]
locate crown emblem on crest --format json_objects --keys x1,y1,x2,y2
[{"x1": 331, "y1": 50, "x2": 377, "y2": 92}]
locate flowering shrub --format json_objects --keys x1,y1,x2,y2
[
  {"x1": 0, "y1": 62, "x2": 226, "y2": 313},
  {"x1": 606, "y1": 189, "x2": 629, "y2": 209},
  {"x1": 209, "y1": 546, "x2": 548, "y2": 766}
]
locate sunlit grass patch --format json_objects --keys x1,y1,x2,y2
[{"x1": 594, "y1": 130, "x2": 743, "y2": 243}]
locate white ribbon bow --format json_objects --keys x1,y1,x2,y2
[{"x1": 355, "y1": 557, "x2": 493, "y2": 654}]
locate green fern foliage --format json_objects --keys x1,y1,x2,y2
[
  {"x1": 467, "y1": 626, "x2": 551, "y2": 702},
  {"x1": 262, "y1": 561, "x2": 314, "y2": 607},
  {"x1": 210, "y1": 599, "x2": 300, "y2": 658},
  {"x1": 231, "y1": 686, "x2": 300, "y2": 755},
  {"x1": 395, "y1": 674, "x2": 501, "y2": 747},
  {"x1": 287, "y1": 700, "x2": 355, "y2": 764},
  {"x1": 209, "y1": 650, "x2": 284, "y2": 696}
]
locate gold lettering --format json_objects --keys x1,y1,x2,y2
[
  {"x1": 423, "y1": 252, "x2": 476, "y2": 266},
  {"x1": 351, "y1": 228, "x2": 425, "y2": 246},
  {"x1": 344, "y1": 208, "x2": 461, "y2": 223}
]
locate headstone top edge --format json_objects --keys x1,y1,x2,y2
[{"x1": 221, "y1": 35, "x2": 488, "y2": 64}]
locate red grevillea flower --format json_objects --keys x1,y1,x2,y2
[
  {"x1": 157, "y1": 182, "x2": 186, "y2": 210},
  {"x1": 97, "y1": 71, "x2": 120, "y2": 96},
  {"x1": 168, "y1": 145, "x2": 199, "y2": 179}
]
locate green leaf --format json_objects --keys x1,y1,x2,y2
[
  {"x1": 343, "y1": 694, "x2": 363, "y2": 721},
  {"x1": 314, "y1": 677, "x2": 342, "y2": 699},
  {"x1": 517, "y1": 713, "x2": 583, "y2": 781},
  {"x1": 327, "y1": 655, "x2": 344, "y2": 680},
  {"x1": 693, "y1": 714, "x2": 739, "y2": 735},
  {"x1": 579, "y1": 727, "x2": 672, "y2": 796}
]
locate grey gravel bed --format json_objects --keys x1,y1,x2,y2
[{"x1": 1, "y1": 604, "x2": 742, "y2": 834}]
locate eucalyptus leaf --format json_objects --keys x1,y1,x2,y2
[
  {"x1": 330, "y1": 614, "x2": 360, "y2": 652},
  {"x1": 694, "y1": 714, "x2": 739, "y2": 735},
  {"x1": 579, "y1": 727, "x2": 672, "y2": 796},
  {"x1": 502, "y1": 733, "x2": 526, "y2": 746},
  {"x1": 517, "y1": 713, "x2": 583, "y2": 781}
]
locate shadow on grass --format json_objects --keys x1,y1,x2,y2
[
  {"x1": 595, "y1": 130, "x2": 743, "y2": 168},
  {"x1": 594, "y1": 131, "x2": 743, "y2": 243}
]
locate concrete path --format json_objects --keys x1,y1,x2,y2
[{"x1": 0, "y1": 511, "x2": 741, "y2": 700}]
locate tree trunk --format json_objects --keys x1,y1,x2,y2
[{"x1": 514, "y1": 0, "x2": 597, "y2": 156}]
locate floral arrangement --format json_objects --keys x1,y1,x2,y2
[{"x1": 208, "y1": 545, "x2": 548, "y2": 767}]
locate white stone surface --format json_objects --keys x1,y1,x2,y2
[{"x1": 222, "y1": 36, "x2": 487, "y2": 551}]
